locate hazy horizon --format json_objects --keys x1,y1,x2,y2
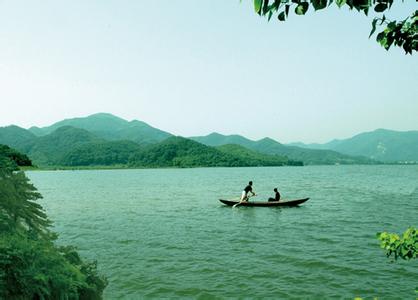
[{"x1": 1, "y1": 1, "x2": 417, "y2": 143}]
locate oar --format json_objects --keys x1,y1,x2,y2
[{"x1": 232, "y1": 194, "x2": 256, "y2": 208}]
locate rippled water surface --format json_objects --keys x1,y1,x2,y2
[{"x1": 27, "y1": 166, "x2": 418, "y2": 299}]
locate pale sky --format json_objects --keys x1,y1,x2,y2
[{"x1": 0, "y1": 1, "x2": 417, "y2": 143}]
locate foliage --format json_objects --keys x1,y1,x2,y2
[
  {"x1": 59, "y1": 141, "x2": 142, "y2": 166},
  {"x1": 27, "y1": 126, "x2": 103, "y2": 166},
  {"x1": 0, "y1": 171, "x2": 50, "y2": 237},
  {"x1": 216, "y1": 144, "x2": 303, "y2": 166},
  {"x1": 377, "y1": 227, "x2": 417, "y2": 260},
  {"x1": 0, "y1": 145, "x2": 32, "y2": 167},
  {"x1": 129, "y1": 136, "x2": 301, "y2": 168},
  {"x1": 0, "y1": 150, "x2": 107, "y2": 299},
  {"x1": 377, "y1": 227, "x2": 417, "y2": 293},
  {"x1": 0, "y1": 126, "x2": 36, "y2": 153},
  {"x1": 0, "y1": 234, "x2": 107, "y2": 299},
  {"x1": 129, "y1": 136, "x2": 248, "y2": 168},
  {"x1": 251, "y1": 0, "x2": 417, "y2": 54}
]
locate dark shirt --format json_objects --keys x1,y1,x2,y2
[
  {"x1": 244, "y1": 185, "x2": 252, "y2": 193},
  {"x1": 275, "y1": 191, "x2": 281, "y2": 201}
]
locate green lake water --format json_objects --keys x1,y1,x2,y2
[{"x1": 27, "y1": 165, "x2": 418, "y2": 299}]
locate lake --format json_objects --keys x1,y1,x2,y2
[{"x1": 27, "y1": 165, "x2": 418, "y2": 299}]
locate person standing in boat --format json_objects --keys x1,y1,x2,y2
[
  {"x1": 268, "y1": 188, "x2": 281, "y2": 202},
  {"x1": 241, "y1": 181, "x2": 256, "y2": 202}
]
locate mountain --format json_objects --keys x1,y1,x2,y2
[
  {"x1": 2, "y1": 113, "x2": 399, "y2": 167},
  {"x1": 18, "y1": 126, "x2": 146, "y2": 167},
  {"x1": 59, "y1": 140, "x2": 142, "y2": 166},
  {"x1": 216, "y1": 144, "x2": 302, "y2": 166},
  {"x1": 0, "y1": 123, "x2": 300, "y2": 168},
  {"x1": 0, "y1": 125, "x2": 147, "y2": 167},
  {"x1": 0, "y1": 124, "x2": 122, "y2": 166},
  {"x1": 290, "y1": 129, "x2": 418, "y2": 162},
  {"x1": 129, "y1": 136, "x2": 238, "y2": 168},
  {"x1": 191, "y1": 133, "x2": 374, "y2": 165},
  {"x1": 29, "y1": 113, "x2": 171, "y2": 145},
  {"x1": 128, "y1": 136, "x2": 298, "y2": 168},
  {"x1": 26, "y1": 126, "x2": 104, "y2": 165},
  {"x1": 288, "y1": 139, "x2": 343, "y2": 150},
  {"x1": 192, "y1": 133, "x2": 255, "y2": 148},
  {"x1": 0, "y1": 125, "x2": 37, "y2": 152}
]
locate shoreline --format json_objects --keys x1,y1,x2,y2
[{"x1": 21, "y1": 162, "x2": 417, "y2": 172}]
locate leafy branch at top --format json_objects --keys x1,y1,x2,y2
[{"x1": 251, "y1": 0, "x2": 417, "y2": 54}]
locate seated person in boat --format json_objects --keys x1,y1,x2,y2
[
  {"x1": 241, "y1": 181, "x2": 256, "y2": 201},
  {"x1": 268, "y1": 188, "x2": 281, "y2": 202}
]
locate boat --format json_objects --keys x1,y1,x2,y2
[{"x1": 219, "y1": 198, "x2": 309, "y2": 207}]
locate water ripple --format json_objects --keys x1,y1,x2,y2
[{"x1": 27, "y1": 166, "x2": 418, "y2": 299}]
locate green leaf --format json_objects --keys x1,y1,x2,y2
[
  {"x1": 374, "y1": 3, "x2": 388, "y2": 13},
  {"x1": 379, "y1": 14, "x2": 386, "y2": 25},
  {"x1": 363, "y1": 7, "x2": 369, "y2": 16},
  {"x1": 387, "y1": 21, "x2": 396, "y2": 31},
  {"x1": 369, "y1": 18, "x2": 378, "y2": 38},
  {"x1": 262, "y1": 0, "x2": 270, "y2": 15},
  {"x1": 376, "y1": 31, "x2": 385, "y2": 43},
  {"x1": 254, "y1": 0, "x2": 263, "y2": 14},
  {"x1": 278, "y1": 11, "x2": 286, "y2": 21},
  {"x1": 273, "y1": 0, "x2": 282, "y2": 8},
  {"x1": 385, "y1": 34, "x2": 394, "y2": 50},
  {"x1": 295, "y1": 2, "x2": 309, "y2": 15},
  {"x1": 335, "y1": 0, "x2": 346, "y2": 7},
  {"x1": 312, "y1": 0, "x2": 327, "y2": 11}
]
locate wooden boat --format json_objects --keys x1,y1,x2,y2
[{"x1": 219, "y1": 198, "x2": 309, "y2": 207}]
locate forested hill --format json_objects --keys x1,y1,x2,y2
[
  {"x1": 289, "y1": 129, "x2": 418, "y2": 163},
  {"x1": 0, "y1": 125, "x2": 37, "y2": 152},
  {"x1": 0, "y1": 125, "x2": 296, "y2": 168},
  {"x1": 29, "y1": 112, "x2": 171, "y2": 145},
  {"x1": 24, "y1": 126, "x2": 104, "y2": 166},
  {"x1": 128, "y1": 137, "x2": 297, "y2": 168},
  {"x1": 0, "y1": 113, "x2": 388, "y2": 167},
  {"x1": 216, "y1": 144, "x2": 302, "y2": 166},
  {"x1": 191, "y1": 133, "x2": 375, "y2": 165}
]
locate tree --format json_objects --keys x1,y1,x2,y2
[
  {"x1": 0, "y1": 148, "x2": 107, "y2": 299},
  {"x1": 0, "y1": 171, "x2": 50, "y2": 237},
  {"x1": 251, "y1": 0, "x2": 417, "y2": 54}
]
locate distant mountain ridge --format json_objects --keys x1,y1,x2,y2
[
  {"x1": 191, "y1": 133, "x2": 375, "y2": 165},
  {"x1": 289, "y1": 129, "x2": 418, "y2": 162},
  {"x1": 29, "y1": 113, "x2": 171, "y2": 145},
  {"x1": 3, "y1": 113, "x2": 413, "y2": 167},
  {"x1": 0, "y1": 114, "x2": 296, "y2": 167},
  {"x1": 129, "y1": 136, "x2": 296, "y2": 168},
  {"x1": 0, "y1": 125, "x2": 37, "y2": 152}
]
